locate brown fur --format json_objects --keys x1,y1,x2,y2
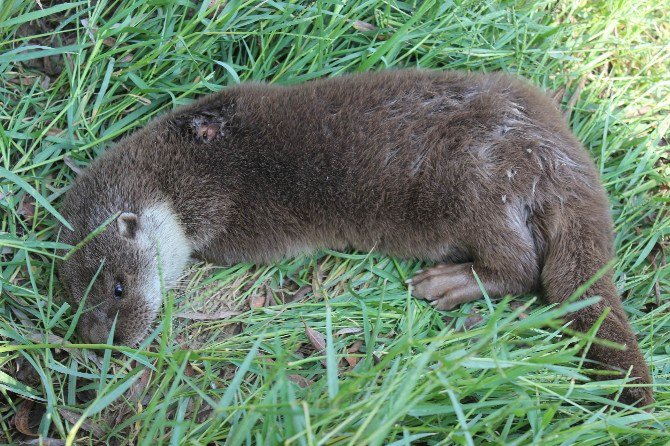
[{"x1": 57, "y1": 69, "x2": 653, "y2": 406}]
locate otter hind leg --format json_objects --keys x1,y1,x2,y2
[
  {"x1": 410, "y1": 221, "x2": 541, "y2": 310},
  {"x1": 410, "y1": 263, "x2": 485, "y2": 310},
  {"x1": 409, "y1": 259, "x2": 538, "y2": 310}
]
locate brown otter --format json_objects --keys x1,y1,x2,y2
[{"x1": 57, "y1": 69, "x2": 653, "y2": 406}]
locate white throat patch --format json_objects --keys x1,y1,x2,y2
[{"x1": 136, "y1": 202, "x2": 193, "y2": 307}]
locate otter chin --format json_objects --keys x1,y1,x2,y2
[{"x1": 57, "y1": 69, "x2": 653, "y2": 407}]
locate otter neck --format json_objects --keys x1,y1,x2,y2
[{"x1": 138, "y1": 202, "x2": 193, "y2": 288}]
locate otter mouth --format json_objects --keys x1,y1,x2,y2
[
  {"x1": 77, "y1": 307, "x2": 159, "y2": 347},
  {"x1": 80, "y1": 326, "x2": 149, "y2": 347}
]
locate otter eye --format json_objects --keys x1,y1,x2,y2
[{"x1": 113, "y1": 283, "x2": 124, "y2": 299}]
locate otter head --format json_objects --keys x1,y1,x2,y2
[{"x1": 58, "y1": 203, "x2": 192, "y2": 346}]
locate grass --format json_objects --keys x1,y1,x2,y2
[{"x1": 1, "y1": 0, "x2": 669, "y2": 444}]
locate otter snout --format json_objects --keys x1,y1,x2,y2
[
  {"x1": 77, "y1": 305, "x2": 157, "y2": 346},
  {"x1": 78, "y1": 311, "x2": 115, "y2": 344}
]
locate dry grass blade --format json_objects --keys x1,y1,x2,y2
[
  {"x1": 352, "y1": 20, "x2": 376, "y2": 32},
  {"x1": 334, "y1": 327, "x2": 363, "y2": 336},
  {"x1": 63, "y1": 156, "x2": 82, "y2": 175},
  {"x1": 565, "y1": 77, "x2": 586, "y2": 117},
  {"x1": 287, "y1": 374, "x2": 315, "y2": 388},
  {"x1": 458, "y1": 313, "x2": 484, "y2": 331},
  {"x1": 19, "y1": 439, "x2": 66, "y2": 446},
  {"x1": 289, "y1": 285, "x2": 312, "y2": 303},
  {"x1": 249, "y1": 292, "x2": 266, "y2": 309},
  {"x1": 126, "y1": 367, "x2": 151, "y2": 403},
  {"x1": 175, "y1": 310, "x2": 241, "y2": 320},
  {"x1": 345, "y1": 340, "x2": 364, "y2": 368},
  {"x1": 57, "y1": 409, "x2": 105, "y2": 438},
  {"x1": 304, "y1": 324, "x2": 326, "y2": 352}
]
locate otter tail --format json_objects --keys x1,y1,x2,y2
[{"x1": 540, "y1": 203, "x2": 653, "y2": 406}]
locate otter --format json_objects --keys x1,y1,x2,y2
[{"x1": 57, "y1": 69, "x2": 653, "y2": 406}]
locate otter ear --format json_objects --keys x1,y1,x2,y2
[{"x1": 117, "y1": 212, "x2": 138, "y2": 239}]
